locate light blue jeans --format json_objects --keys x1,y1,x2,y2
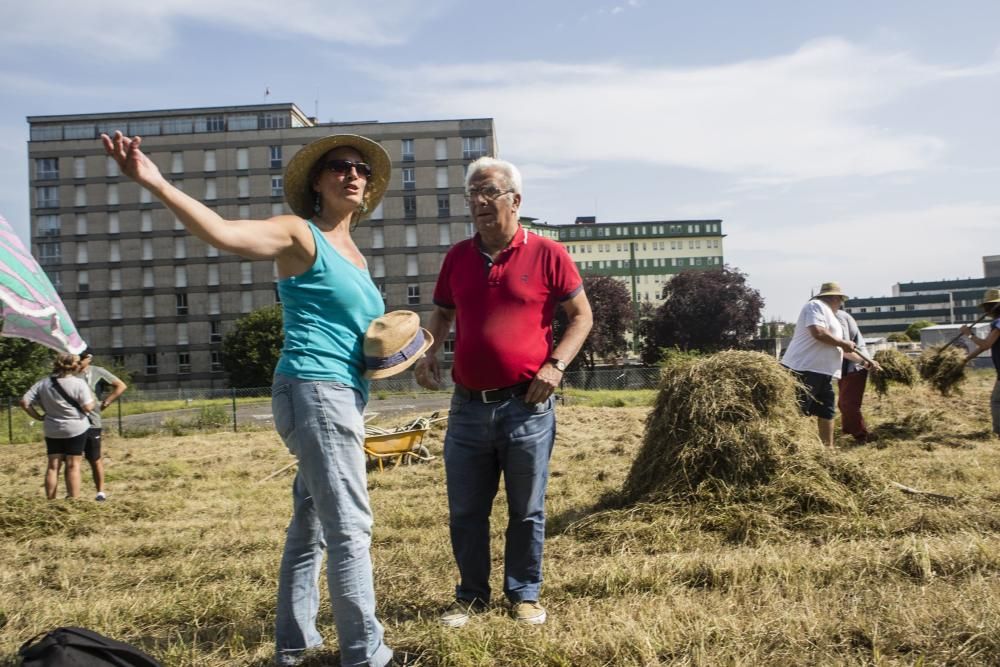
[
  {"x1": 991, "y1": 378, "x2": 1000, "y2": 436},
  {"x1": 271, "y1": 375, "x2": 393, "y2": 667},
  {"x1": 443, "y1": 392, "x2": 556, "y2": 604}
]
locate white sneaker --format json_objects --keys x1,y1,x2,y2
[{"x1": 95, "y1": 492, "x2": 107, "y2": 501}]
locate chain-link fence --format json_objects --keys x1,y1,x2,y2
[{"x1": 2, "y1": 366, "x2": 664, "y2": 444}]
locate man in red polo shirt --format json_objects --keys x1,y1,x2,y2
[{"x1": 415, "y1": 156, "x2": 592, "y2": 628}]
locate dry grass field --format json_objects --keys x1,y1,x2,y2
[{"x1": 2, "y1": 370, "x2": 999, "y2": 666}]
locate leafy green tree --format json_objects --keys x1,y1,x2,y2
[
  {"x1": 222, "y1": 305, "x2": 284, "y2": 387},
  {"x1": 0, "y1": 337, "x2": 53, "y2": 399},
  {"x1": 904, "y1": 320, "x2": 935, "y2": 342},
  {"x1": 553, "y1": 275, "x2": 634, "y2": 370},
  {"x1": 638, "y1": 266, "x2": 764, "y2": 365}
]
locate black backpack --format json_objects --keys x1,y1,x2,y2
[{"x1": 19, "y1": 627, "x2": 162, "y2": 667}]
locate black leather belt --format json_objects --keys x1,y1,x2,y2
[{"x1": 455, "y1": 381, "x2": 531, "y2": 404}]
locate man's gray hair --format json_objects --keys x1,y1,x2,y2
[{"x1": 465, "y1": 157, "x2": 523, "y2": 195}]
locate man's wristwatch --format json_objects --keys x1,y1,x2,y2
[{"x1": 548, "y1": 357, "x2": 567, "y2": 372}]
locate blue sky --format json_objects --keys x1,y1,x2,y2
[{"x1": 3, "y1": 0, "x2": 999, "y2": 320}]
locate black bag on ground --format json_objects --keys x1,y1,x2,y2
[{"x1": 18, "y1": 626, "x2": 162, "y2": 667}]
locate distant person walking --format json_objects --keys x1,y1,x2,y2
[
  {"x1": 102, "y1": 130, "x2": 400, "y2": 666},
  {"x1": 835, "y1": 310, "x2": 881, "y2": 443},
  {"x1": 781, "y1": 282, "x2": 866, "y2": 448},
  {"x1": 77, "y1": 349, "x2": 127, "y2": 501},
  {"x1": 19, "y1": 354, "x2": 95, "y2": 499},
  {"x1": 960, "y1": 288, "x2": 1000, "y2": 436}
]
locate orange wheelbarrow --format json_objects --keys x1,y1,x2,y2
[{"x1": 363, "y1": 412, "x2": 447, "y2": 472}]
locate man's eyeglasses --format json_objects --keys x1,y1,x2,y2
[
  {"x1": 324, "y1": 159, "x2": 372, "y2": 178},
  {"x1": 465, "y1": 186, "x2": 514, "y2": 203}
]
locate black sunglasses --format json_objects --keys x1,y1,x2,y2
[{"x1": 323, "y1": 159, "x2": 372, "y2": 178}]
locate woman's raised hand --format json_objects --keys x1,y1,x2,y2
[{"x1": 100, "y1": 131, "x2": 166, "y2": 190}]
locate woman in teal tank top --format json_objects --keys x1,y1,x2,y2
[{"x1": 103, "y1": 132, "x2": 399, "y2": 667}]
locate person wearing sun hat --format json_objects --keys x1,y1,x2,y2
[
  {"x1": 960, "y1": 288, "x2": 1000, "y2": 436},
  {"x1": 781, "y1": 282, "x2": 869, "y2": 448},
  {"x1": 101, "y1": 130, "x2": 401, "y2": 666}
]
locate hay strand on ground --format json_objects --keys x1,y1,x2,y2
[
  {"x1": 918, "y1": 345, "x2": 967, "y2": 395},
  {"x1": 871, "y1": 349, "x2": 919, "y2": 396}
]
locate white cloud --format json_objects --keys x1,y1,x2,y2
[
  {"x1": 1, "y1": 0, "x2": 448, "y2": 60},
  {"x1": 362, "y1": 38, "x2": 1000, "y2": 183},
  {"x1": 728, "y1": 202, "x2": 1000, "y2": 318}
]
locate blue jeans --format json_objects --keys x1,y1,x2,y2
[
  {"x1": 271, "y1": 375, "x2": 393, "y2": 667},
  {"x1": 444, "y1": 392, "x2": 556, "y2": 604}
]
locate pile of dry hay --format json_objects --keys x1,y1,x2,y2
[
  {"x1": 614, "y1": 351, "x2": 888, "y2": 521},
  {"x1": 918, "y1": 345, "x2": 967, "y2": 395},
  {"x1": 871, "y1": 348, "x2": 919, "y2": 396}
]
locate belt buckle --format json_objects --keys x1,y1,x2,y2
[{"x1": 480, "y1": 389, "x2": 496, "y2": 403}]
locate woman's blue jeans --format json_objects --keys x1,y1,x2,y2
[
  {"x1": 271, "y1": 375, "x2": 393, "y2": 667},
  {"x1": 443, "y1": 392, "x2": 556, "y2": 604}
]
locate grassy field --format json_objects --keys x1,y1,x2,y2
[{"x1": 1, "y1": 371, "x2": 999, "y2": 666}]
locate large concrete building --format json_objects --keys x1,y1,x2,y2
[
  {"x1": 844, "y1": 256, "x2": 999, "y2": 335},
  {"x1": 27, "y1": 103, "x2": 495, "y2": 388},
  {"x1": 530, "y1": 216, "x2": 725, "y2": 305}
]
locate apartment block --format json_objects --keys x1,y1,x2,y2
[
  {"x1": 528, "y1": 216, "x2": 725, "y2": 305},
  {"x1": 27, "y1": 103, "x2": 495, "y2": 388}
]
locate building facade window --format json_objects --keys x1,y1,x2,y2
[
  {"x1": 77, "y1": 299, "x2": 89, "y2": 321},
  {"x1": 371, "y1": 256, "x2": 385, "y2": 278},
  {"x1": 109, "y1": 240, "x2": 120, "y2": 262},
  {"x1": 38, "y1": 242, "x2": 61, "y2": 265},
  {"x1": 176, "y1": 292, "x2": 188, "y2": 315},
  {"x1": 208, "y1": 265, "x2": 220, "y2": 285},
  {"x1": 171, "y1": 152, "x2": 184, "y2": 174},
  {"x1": 236, "y1": 148, "x2": 249, "y2": 170},
  {"x1": 73, "y1": 157, "x2": 86, "y2": 179},
  {"x1": 270, "y1": 145, "x2": 282, "y2": 168},
  {"x1": 208, "y1": 292, "x2": 220, "y2": 314},
  {"x1": 240, "y1": 261, "x2": 252, "y2": 284},
  {"x1": 109, "y1": 268, "x2": 121, "y2": 290},
  {"x1": 401, "y1": 138, "x2": 414, "y2": 161},
  {"x1": 178, "y1": 352, "x2": 191, "y2": 374},
  {"x1": 403, "y1": 195, "x2": 417, "y2": 218},
  {"x1": 406, "y1": 254, "x2": 418, "y2": 276},
  {"x1": 210, "y1": 320, "x2": 222, "y2": 343},
  {"x1": 175, "y1": 266, "x2": 187, "y2": 288},
  {"x1": 143, "y1": 295, "x2": 155, "y2": 318},
  {"x1": 37, "y1": 215, "x2": 60, "y2": 236},
  {"x1": 75, "y1": 241, "x2": 88, "y2": 264},
  {"x1": 111, "y1": 327, "x2": 123, "y2": 348},
  {"x1": 405, "y1": 225, "x2": 418, "y2": 247},
  {"x1": 107, "y1": 212, "x2": 120, "y2": 234},
  {"x1": 74, "y1": 186, "x2": 87, "y2": 207},
  {"x1": 437, "y1": 194, "x2": 450, "y2": 218},
  {"x1": 110, "y1": 297, "x2": 122, "y2": 319},
  {"x1": 205, "y1": 179, "x2": 217, "y2": 200},
  {"x1": 435, "y1": 138, "x2": 448, "y2": 160},
  {"x1": 241, "y1": 291, "x2": 253, "y2": 313},
  {"x1": 372, "y1": 228, "x2": 384, "y2": 249},
  {"x1": 462, "y1": 136, "x2": 486, "y2": 159},
  {"x1": 203, "y1": 149, "x2": 216, "y2": 172},
  {"x1": 174, "y1": 237, "x2": 186, "y2": 259},
  {"x1": 36, "y1": 158, "x2": 59, "y2": 179},
  {"x1": 76, "y1": 270, "x2": 89, "y2": 292},
  {"x1": 271, "y1": 202, "x2": 284, "y2": 216},
  {"x1": 439, "y1": 223, "x2": 451, "y2": 246},
  {"x1": 436, "y1": 166, "x2": 448, "y2": 189},
  {"x1": 142, "y1": 268, "x2": 154, "y2": 288},
  {"x1": 140, "y1": 187, "x2": 152, "y2": 204},
  {"x1": 407, "y1": 284, "x2": 420, "y2": 305},
  {"x1": 238, "y1": 176, "x2": 249, "y2": 198},
  {"x1": 145, "y1": 352, "x2": 157, "y2": 375},
  {"x1": 177, "y1": 323, "x2": 189, "y2": 345},
  {"x1": 402, "y1": 167, "x2": 415, "y2": 190},
  {"x1": 142, "y1": 239, "x2": 153, "y2": 260},
  {"x1": 271, "y1": 176, "x2": 283, "y2": 197}
]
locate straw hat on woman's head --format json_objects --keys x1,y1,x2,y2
[
  {"x1": 980, "y1": 288, "x2": 1000, "y2": 311},
  {"x1": 364, "y1": 311, "x2": 434, "y2": 379},
  {"x1": 283, "y1": 134, "x2": 391, "y2": 220}
]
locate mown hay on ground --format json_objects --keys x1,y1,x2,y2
[
  {"x1": 615, "y1": 351, "x2": 888, "y2": 521},
  {"x1": 871, "y1": 349, "x2": 919, "y2": 396},
  {"x1": 918, "y1": 345, "x2": 967, "y2": 395}
]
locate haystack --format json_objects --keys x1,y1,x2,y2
[
  {"x1": 870, "y1": 349, "x2": 919, "y2": 396},
  {"x1": 617, "y1": 351, "x2": 886, "y2": 515},
  {"x1": 918, "y1": 345, "x2": 967, "y2": 395}
]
